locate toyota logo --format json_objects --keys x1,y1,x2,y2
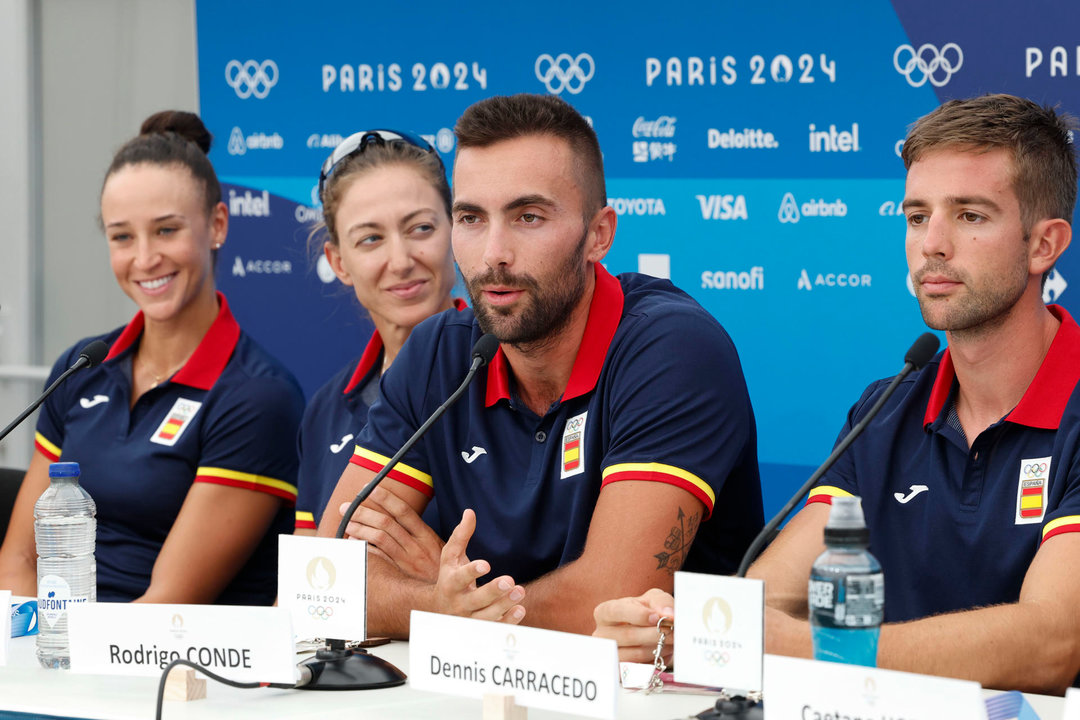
[
  {"x1": 893, "y1": 43, "x2": 963, "y2": 88},
  {"x1": 225, "y1": 59, "x2": 279, "y2": 99},
  {"x1": 535, "y1": 53, "x2": 595, "y2": 95}
]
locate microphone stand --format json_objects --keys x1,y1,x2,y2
[
  {"x1": 300, "y1": 336, "x2": 498, "y2": 691},
  {"x1": 692, "y1": 333, "x2": 939, "y2": 719}
]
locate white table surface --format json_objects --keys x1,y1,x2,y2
[{"x1": 0, "y1": 634, "x2": 1067, "y2": 719}]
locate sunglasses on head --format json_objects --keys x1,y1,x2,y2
[{"x1": 317, "y1": 129, "x2": 442, "y2": 202}]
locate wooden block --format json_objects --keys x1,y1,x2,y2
[
  {"x1": 482, "y1": 692, "x2": 527, "y2": 720},
  {"x1": 164, "y1": 667, "x2": 207, "y2": 702}
]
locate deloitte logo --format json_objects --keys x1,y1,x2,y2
[{"x1": 777, "y1": 193, "x2": 847, "y2": 224}]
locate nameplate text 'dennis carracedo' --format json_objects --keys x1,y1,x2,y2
[{"x1": 409, "y1": 610, "x2": 619, "y2": 719}]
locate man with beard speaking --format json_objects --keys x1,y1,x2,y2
[{"x1": 318, "y1": 93, "x2": 762, "y2": 637}]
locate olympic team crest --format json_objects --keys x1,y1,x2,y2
[
  {"x1": 560, "y1": 411, "x2": 588, "y2": 480},
  {"x1": 150, "y1": 398, "x2": 203, "y2": 447},
  {"x1": 1015, "y1": 456, "x2": 1051, "y2": 525}
]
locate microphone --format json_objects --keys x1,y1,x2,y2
[
  {"x1": 0, "y1": 339, "x2": 109, "y2": 446},
  {"x1": 305, "y1": 334, "x2": 497, "y2": 692},
  {"x1": 335, "y1": 333, "x2": 499, "y2": 539},
  {"x1": 735, "y1": 332, "x2": 940, "y2": 577}
]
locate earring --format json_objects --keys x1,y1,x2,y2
[{"x1": 212, "y1": 243, "x2": 222, "y2": 249}]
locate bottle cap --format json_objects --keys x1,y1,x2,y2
[
  {"x1": 48, "y1": 462, "x2": 80, "y2": 478},
  {"x1": 824, "y1": 495, "x2": 870, "y2": 545}
]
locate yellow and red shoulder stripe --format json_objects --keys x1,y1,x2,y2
[
  {"x1": 601, "y1": 462, "x2": 716, "y2": 518},
  {"x1": 34, "y1": 432, "x2": 61, "y2": 462},
  {"x1": 350, "y1": 446, "x2": 433, "y2": 497},
  {"x1": 806, "y1": 485, "x2": 853, "y2": 506},
  {"x1": 1042, "y1": 515, "x2": 1080, "y2": 544},
  {"x1": 195, "y1": 467, "x2": 297, "y2": 504},
  {"x1": 295, "y1": 510, "x2": 317, "y2": 531}
]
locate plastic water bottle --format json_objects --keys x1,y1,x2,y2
[
  {"x1": 808, "y1": 495, "x2": 883, "y2": 666},
  {"x1": 34, "y1": 461, "x2": 96, "y2": 669}
]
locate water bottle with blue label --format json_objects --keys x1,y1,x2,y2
[
  {"x1": 34, "y1": 461, "x2": 96, "y2": 669},
  {"x1": 808, "y1": 495, "x2": 883, "y2": 667}
]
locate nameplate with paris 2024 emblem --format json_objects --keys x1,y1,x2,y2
[
  {"x1": 278, "y1": 534, "x2": 367, "y2": 641},
  {"x1": 673, "y1": 570, "x2": 764, "y2": 693},
  {"x1": 67, "y1": 603, "x2": 295, "y2": 682},
  {"x1": 765, "y1": 655, "x2": 987, "y2": 719},
  {"x1": 409, "y1": 610, "x2": 619, "y2": 719}
]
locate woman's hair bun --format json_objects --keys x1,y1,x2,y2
[{"x1": 139, "y1": 110, "x2": 213, "y2": 154}]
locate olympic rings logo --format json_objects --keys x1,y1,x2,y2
[
  {"x1": 308, "y1": 605, "x2": 334, "y2": 620},
  {"x1": 535, "y1": 53, "x2": 595, "y2": 95},
  {"x1": 1024, "y1": 463, "x2": 1049, "y2": 477},
  {"x1": 225, "y1": 59, "x2": 279, "y2": 99},
  {"x1": 703, "y1": 650, "x2": 731, "y2": 666},
  {"x1": 893, "y1": 43, "x2": 963, "y2": 88}
]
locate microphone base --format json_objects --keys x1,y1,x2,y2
[
  {"x1": 694, "y1": 696, "x2": 763, "y2": 719},
  {"x1": 298, "y1": 647, "x2": 406, "y2": 691}
]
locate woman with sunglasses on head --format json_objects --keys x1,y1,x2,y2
[
  {"x1": 0, "y1": 111, "x2": 304, "y2": 605},
  {"x1": 293, "y1": 130, "x2": 459, "y2": 578}
]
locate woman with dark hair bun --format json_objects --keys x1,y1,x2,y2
[{"x1": 0, "y1": 111, "x2": 304, "y2": 605}]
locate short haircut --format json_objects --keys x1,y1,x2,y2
[
  {"x1": 902, "y1": 93, "x2": 1078, "y2": 230},
  {"x1": 454, "y1": 93, "x2": 606, "y2": 217}
]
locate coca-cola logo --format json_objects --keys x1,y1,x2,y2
[{"x1": 632, "y1": 115, "x2": 676, "y2": 138}]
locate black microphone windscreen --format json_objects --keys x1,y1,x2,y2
[
  {"x1": 904, "y1": 332, "x2": 940, "y2": 369},
  {"x1": 471, "y1": 334, "x2": 500, "y2": 366},
  {"x1": 78, "y1": 340, "x2": 110, "y2": 368}
]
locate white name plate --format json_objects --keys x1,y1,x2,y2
[
  {"x1": 1065, "y1": 687, "x2": 1080, "y2": 720},
  {"x1": 409, "y1": 610, "x2": 619, "y2": 719},
  {"x1": 673, "y1": 571, "x2": 763, "y2": 692},
  {"x1": 68, "y1": 603, "x2": 296, "y2": 683},
  {"x1": 278, "y1": 534, "x2": 367, "y2": 641},
  {"x1": 765, "y1": 654, "x2": 987, "y2": 720},
  {"x1": 0, "y1": 590, "x2": 10, "y2": 665}
]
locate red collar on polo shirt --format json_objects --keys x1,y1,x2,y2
[
  {"x1": 485, "y1": 264, "x2": 625, "y2": 408},
  {"x1": 103, "y1": 291, "x2": 240, "y2": 391},
  {"x1": 344, "y1": 298, "x2": 469, "y2": 395},
  {"x1": 923, "y1": 304, "x2": 1080, "y2": 430}
]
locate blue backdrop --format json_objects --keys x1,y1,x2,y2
[{"x1": 195, "y1": 0, "x2": 1080, "y2": 517}]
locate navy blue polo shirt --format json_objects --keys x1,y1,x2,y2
[
  {"x1": 350, "y1": 265, "x2": 763, "y2": 584},
  {"x1": 295, "y1": 331, "x2": 383, "y2": 532},
  {"x1": 35, "y1": 293, "x2": 304, "y2": 605},
  {"x1": 294, "y1": 299, "x2": 466, "y2": 531},
  {"x1": 808, "y1": 305, "x2": 1080, "y2": 623}
]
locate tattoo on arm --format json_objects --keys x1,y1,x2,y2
[{"x1": 653, "y1": 507, "x2": 702, "y2": 575}]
